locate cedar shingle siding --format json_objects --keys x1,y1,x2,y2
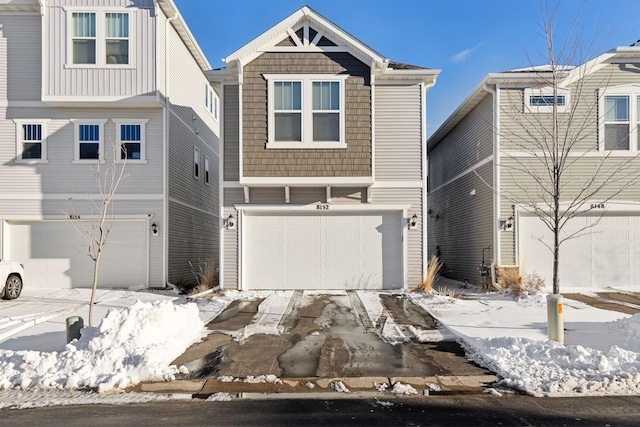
[{"x1": 242, "y1": 52, "x2": 372, "y2": 177}]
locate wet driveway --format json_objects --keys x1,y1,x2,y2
[{"x1": 172, "y1": 291, "x2": 491, "y2": 380}]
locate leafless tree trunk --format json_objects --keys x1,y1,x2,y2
[{"x1": 63, "y1": 141, "x2": 128, "y2": 326}]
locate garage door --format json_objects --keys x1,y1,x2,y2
[
  {"x1": 243, "y1": 211, "x2": 403, "y2": 290},
  {"x1": 5, "y1": 220, "x2": 147, "y2": 289},
  {"x1": 518, "y1": 213, "x2": 640, "y2": 288}
]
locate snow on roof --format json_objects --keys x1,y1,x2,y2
[{"x1": 505, "y1": 64, "x2": 576, "y2": 73}]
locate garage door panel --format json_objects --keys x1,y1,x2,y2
[
  {"x1": 519, "y1": 214, "x2": 640, "y2": 288},
  {"x1": 244, "y1": 211, "x2": 403, "y2": 290}
]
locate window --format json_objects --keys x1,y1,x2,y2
[
  {"x1": 15, "y1": 121, "x2": 47, "y2": 162},
  {"x1": 105, "y1": 13, "x2": 129, "y2": 64},
  {"x1": 204, "y1": 156, "x2": 210, "y2": 184},
  {"x1": 604, "y1": 95, "x2": 629, "y2": 150},
  {"x1": 72, "y1": 12, "x2": 96, "y2": 64},
  {"x1": 73, "y1": 120, "x2": 105, "y2": 162},
  {"x1": 114, "y1": 119, "x2": 147, "y2": 162},
  {"x1": 265, "y1": 74, "x2": 347, "y2": 149},
  {"x1": 194, "y1": 147, "x2": 200, "y2": 179},
  {"x1": 524, "y1": 87, "x2": 570, "y2": 113},
  {"x1": 69, "y1": 11, "x2": 130, "y2": 66},
  {"x1": 205, "y1": 84, "x2": 219, "y2": 120}
]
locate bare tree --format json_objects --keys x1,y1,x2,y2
[
  {"x1": 494, "y1": 1, "x2": 640, "y2": 297},
  {"x1": 63, "y1": 141, "x2": 128, "y2": 326}
]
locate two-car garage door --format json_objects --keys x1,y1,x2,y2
[
  {"x1": 4, "y1": 220, "x2": 147, "y2": 289},
  {"x1": 518, "y1": 213, "x2": 640, "y2": 288},
  {"x1": 243, "y1": 211, "x2": 403, "y2": 290}
]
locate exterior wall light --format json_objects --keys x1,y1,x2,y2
[
  {"x1": 151, "y1": 222, "x2": 159, "y2": 236},
  {"x1": 500, "y1": 216, "x2": 514, "y2": 231},
  {"x1": 226, "y1": 214, "x2": 237, "y2": 230},
  {"x1": 409, "y1": 214, "x2": 418, "y2": 229}
]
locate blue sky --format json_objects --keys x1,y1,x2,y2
[{"x1": 173, "y1": 0, "x2": 640, "y2": 136}]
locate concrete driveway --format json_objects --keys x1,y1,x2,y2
[{"x1": 172, "y1": 291, "x2": 493, "y2": 390}]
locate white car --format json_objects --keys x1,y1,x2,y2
[{"x1": 0, "y1": 260, "x2": 24, "y2": 300}]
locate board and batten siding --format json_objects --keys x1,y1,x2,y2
[
  {"x1": 223, "y1": 84, "x2": 240, "y2": 182},
  {"x1": 0, "y1": 14, "x2": 41, "y2": 102},
  {"x1": 374, "y1": 84, "x2": 423, "y2": 181},
  {"x1": 43, "y1": 0, "x2": 156, "y2": 98}
]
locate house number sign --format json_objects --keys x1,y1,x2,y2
[
  {"x1": 68, "y1": 214, "x2": 81, "y2": 220},
  {"x1": 316, "y1": 204, "x2": 330, "y2": 210},
  {"x1": 590, "y1": 203, "x2": 605, "y2": 209}
]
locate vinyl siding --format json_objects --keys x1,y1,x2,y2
[
  {"x1": 374, "y1": 84, "x2": 423, "y2": 180},
  {"x1": 242, "y1": 52, "x2": 372, "y2": 177},
  {"x1": 43, "y1": 0, "x2": 156, "y2": 98},
  {"x1": 428, "y1": 161, "x2": 494, "y2": 283},
  {"x1": 222, "y1": 187, "x2": 244, "y2": 289},
  {"x1": 429, "y1": 94, "x2": 493, "y2": 190},
  {"x1": 223, "y1": 84, "x2": 240, "y2": 181},
  {"x1": 0, "y1": 14, "x2": 41, "y2": 102}
]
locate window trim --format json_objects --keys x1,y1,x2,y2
[
  {"x1": 194, "y1": 147, "x2": 201, "y2": 179},
  {"x1": 113, "y1": 118, "x2": 149, "y2": 163},
  {"x1": 67, "y1": 9, "x2": 132, "y2": 68},
  {"x1": 14, "y1": 120, "x2": 48, "y2": 164},
  {"x1": 72, "y1": 119, "x2": 107, "y2": 163},
  {"x1": 599, "y1": 85, "x2": 640, "y2": 154},
  {"x1": 524, "y1": 87, "x2": 570, "y2": 113},
  {"x1": 205, "y1": 84, "x2": 219, "y2": 121},
  {"x1": 204, "y1": 155, "x2": 210, "y2": 185},
  {"x1": 264, "y1": 74, "x2": 348, "y2": 149}
]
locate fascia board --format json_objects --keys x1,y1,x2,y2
[{"x1": 377, "y1": 69, "x2": 440, "y2": 85}]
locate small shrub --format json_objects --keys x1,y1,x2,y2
[
  {"x1": 508, "y1": 271, "x2": 545, "y2": 298},
  {"x1": 189, "y1": 259, "x2": 218, "y2": 295},
  {"x1": 496, "y1": 266, "x2": 521, "y2": 288},
  {"x1": 418, "y1": 255, "x2": 442, "y2": 293}
]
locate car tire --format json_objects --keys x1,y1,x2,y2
[{"x1": 4, "y1": 274, "x2": 22, "y2": 300}]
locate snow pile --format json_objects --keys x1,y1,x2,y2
[
  {"x1": 464, "y1": 336, "x2": 640, "y2": 397},
  {"x1": 613, "y1": 313, "x2": 640, "y2": 352},
  {"x1": 0, "y1": 300, "x2": 205, "y2": 392},
  {"x1": 390, "y1": 382, "x2": 418, "y2": 395},
  {"x1": 331, "y1": 381, "x2": 350, "y2": 393}
]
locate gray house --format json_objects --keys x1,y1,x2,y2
[
  {"x1": 0, "y1": 0, "x2": 219, "y2": 289},
  {"x1": 427, "y1": 46, "x2": 640, "y2": 289},
  {"x1": 210, "y1": 6, "x2": 439, "y2": 290}
]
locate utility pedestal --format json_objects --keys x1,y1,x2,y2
[{"x1": 547, "y1": 294, "x2": 564, "y2": 344}]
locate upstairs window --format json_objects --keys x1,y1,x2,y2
[
  {"x1": 114, "y1": 119, "x2": 147, "y2": 162},
  {"x1": 204, "y1": 156, "x2": 210, "y2": 184},
  {"x1": 194, "y1": 147, "x2": 200, "y2": 179},
  {"x1": 205, "y1": 84, "x2": 219, "y2": 120},
  {"x1": 15, "y1": 122, "x2": 47, "y2": 162},
  {"x1": 105, "y1": 13, "x2": 129, "y2": 64},
  {"x1": 524, "y1": 87, "x2": 569, "y2": 113},
  {"x1": 604, "y1": 95, "x2": 629, "y2": 150},
  {"x1": 73, "y1": 120, "x2": 105, "y2": 162},
  {"x1": 72, "y1": 12, "x2": 96, "y2": 64},
  {"x1": 599, "y1": 85, "x2": 640, "y2": 153},
  {"x1": 265, "y1": 74, "x2": 347, "y2": 149}
]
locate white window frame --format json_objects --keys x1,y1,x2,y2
[
  {"x1": 524, "y1": 87, "x2": 570, "y2": 113},
  {"x1": 264, "y1": 74, "x2": 348, "y2": 149},
  {"x1": 73, "y1": 119, "x2": 107, "y2": 163},
  {"x1": 204, "y1": 155, "x2": 210, "y2": 185},
  {"x1": 113, "y1": 119, "x2": 148, "y2": 163},
  {"x1": 205, "y1": 84, "x2": 219, "y2": 121},
  {"x1": 194, "y1": 147, "x2": 200, "y2": 179},
  {"x1": 105, "y1": 12, "x2": 130, "y2": 65},
  {"x1": 14, "y1": 120, "x2": 48, "y2": 164},
  {"x1": 599, "y1": 85, "x2": 640, "y2": 154},
  {"x1": 67, "y1": 10, "x2": 132, "y2": 67}
]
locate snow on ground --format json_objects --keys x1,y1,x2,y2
[{"x1": 1, "y1": 280, "x2": 640, "y2": 405}]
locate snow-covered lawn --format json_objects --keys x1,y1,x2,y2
[{"x1": 0, "y1": 280, "x2": 639, "y2": 408}]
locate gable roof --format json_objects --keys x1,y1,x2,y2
[
  {"x1": 212, "y1": 6, "x2": 439, "y2": 84},
  {"x1": 428, "y1": 46, "x2": 640, "y2": 150}
]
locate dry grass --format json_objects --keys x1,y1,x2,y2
[
  {"x1": 496, "y1": 266, "x2": 521, "y2": 288},
  {"x1": 188, "y1": 259, "x2": 218, "y2": 295},
  {"x1": 507, "y1": 271, "x2": 546, "y2": 298},
  {"x1": 418, "y1": 255, "x2": 442, "y2": 293}
]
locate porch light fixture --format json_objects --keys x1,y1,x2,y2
[
  {"x1": 500, "y1": 216, "x2": 514, "y2": 231},
  {"x1": 226, "y1": 214, "x2": 236, "y2": 230},
  {"x1": 409, "y1": 214, "x2": 418, "y2": 229},
  {"x1": 151, "y1": 222, "x2": 158, "y2": 235}
]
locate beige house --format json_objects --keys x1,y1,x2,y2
[
  {"x1": 0, "y1": 0, "x2": 219, "y2": 289},
  {"x1": 427, "y1": 46, "x2": 640, "y2": 289},
  {"x1": 211, "y1": 7, "x2": 439, "y2": 290}
]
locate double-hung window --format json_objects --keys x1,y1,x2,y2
[
  {"x1": 204, "y1": 156, "x2": 210, "y2": 184},
  {"x1": 600, "y1": 86, "x2": 640, "y2": 153},
  {"x1": 194, "y1": 147, "x2": 200, "y2": 179},
  {"x1": 73, "y1": 120, "x2": 105, "y2": 162},
  {"x1": 70, "y1": 11, "x2": 129, "y2": 66},
  {"x1": 114, "y1": 119, "x2": 147, "y2": 162},
  {"x1": 265, "y1": 74, "x2": 347, "y2": 149},
  {"x1": 15, "y1": 121, "x2": 47, "y2": 162},
  {"x1": 72, "y1": 12, "x2": 96, "y2": 64}
]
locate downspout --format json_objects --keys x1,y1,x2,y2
[
  {"x1": 483, "y1": 81, "x2": 503, "y2": 292},
  {"x1": 163, "y1": 10, "x2": 178, "y2": 288}
]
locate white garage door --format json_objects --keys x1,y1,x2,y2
[
  {"x1": 5, "y1": 220, "x2": 147, "y2": 289},
  {"x1": 243, "y1": 211, "x2": 403, "y2": 290},
  {"x1": 518, "y1": 213, "x2": 640, "y2": 288}
]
